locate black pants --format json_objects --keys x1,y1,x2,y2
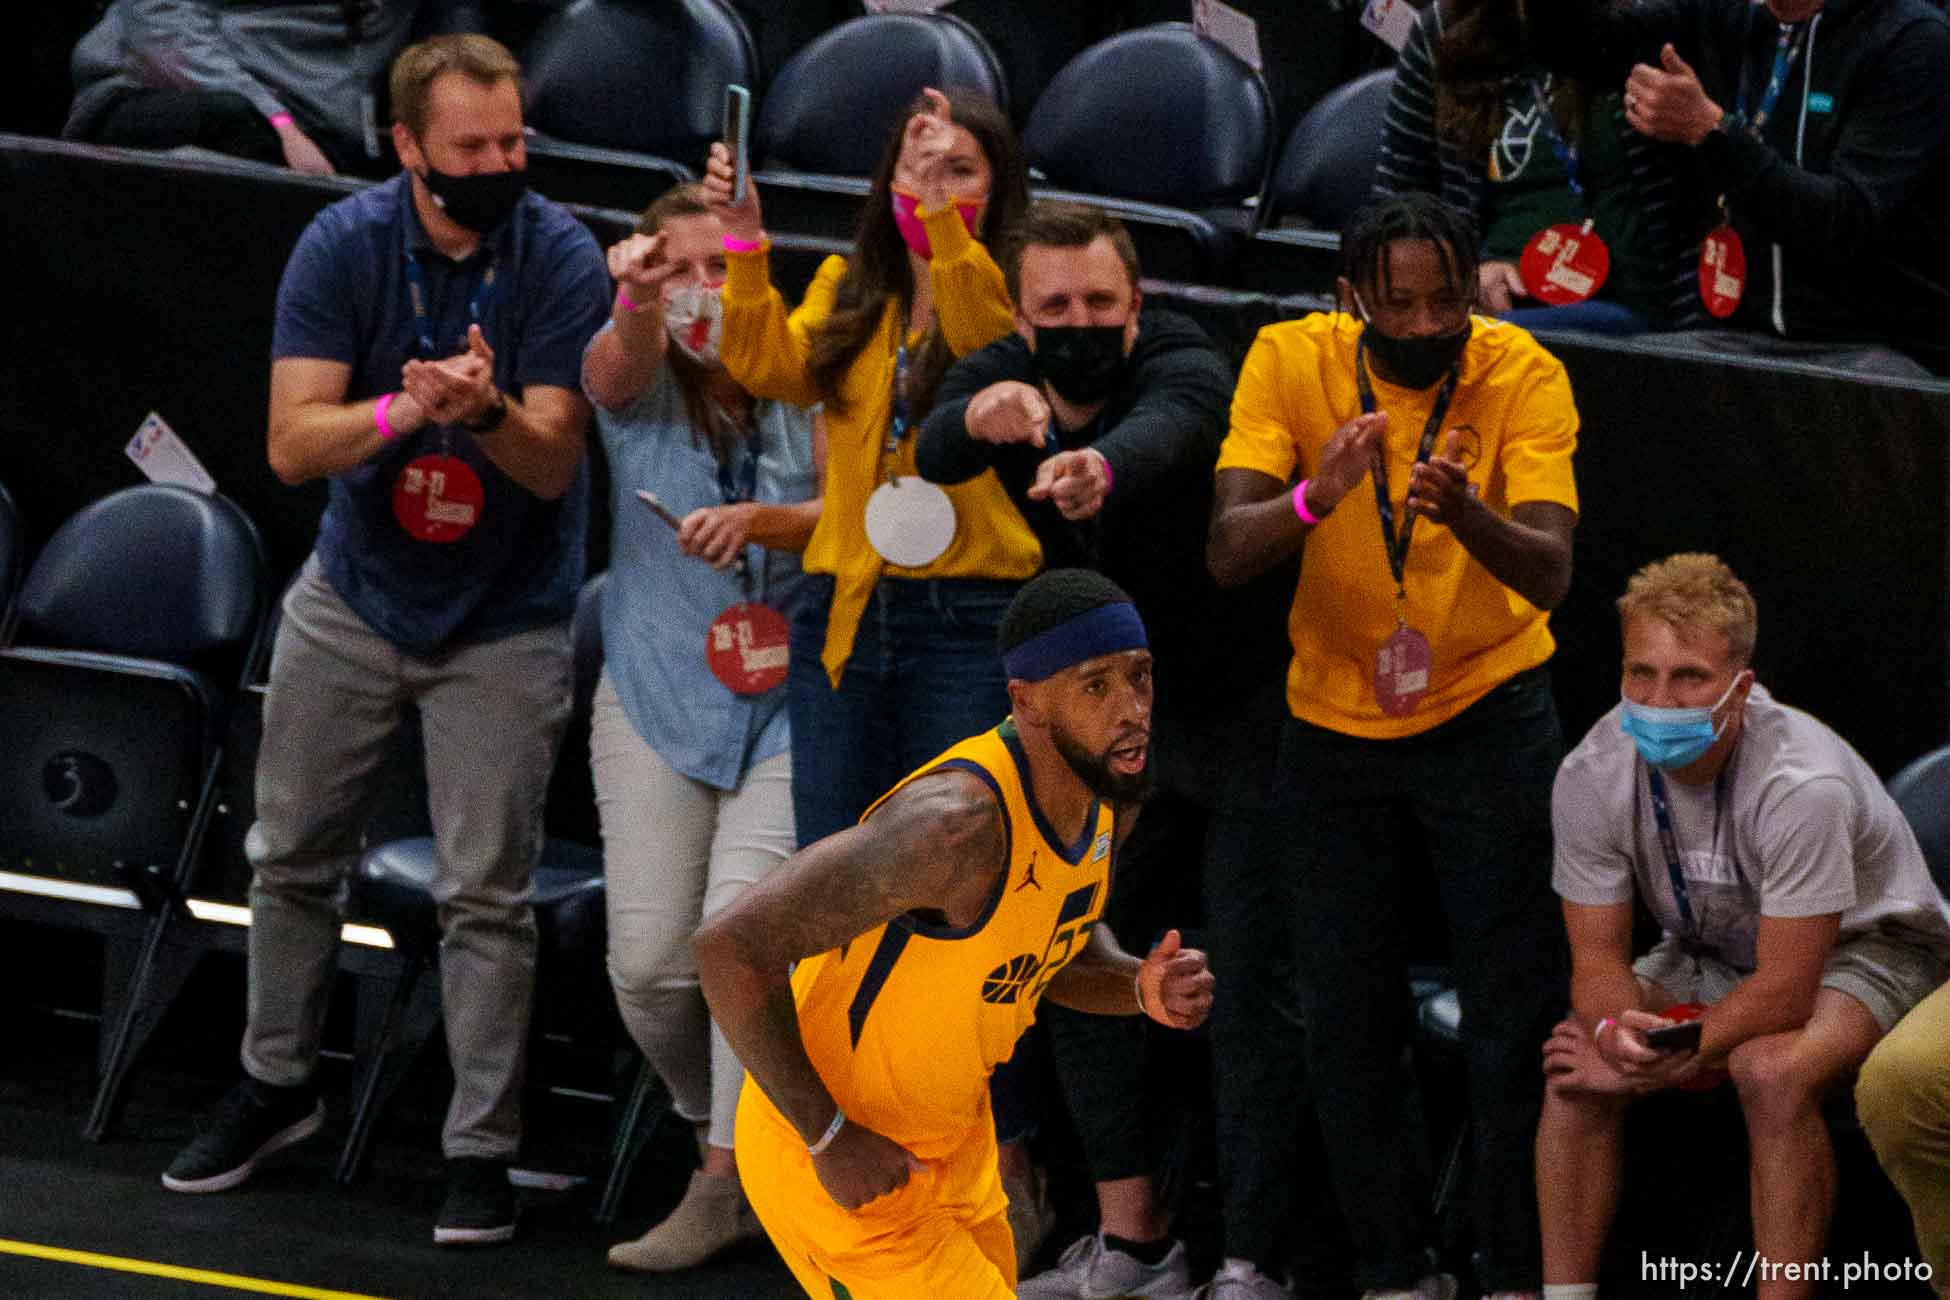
[
  {"x1": 1041, "y1": 783, "x2": 1209, "y2": 1184},
  {"x1": 84, "y1": 87, "x2": 374, "y2": 175},
  {"x1": 87, "y1": 87, "x2": 285, "y2": 165},
  {"x1": 1275, "y1": 666, "x2": 1568, "y2": 1293}
]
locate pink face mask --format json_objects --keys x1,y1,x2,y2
[{"x1": 890, "y1": 187, "x2": 983, "y2": 260}]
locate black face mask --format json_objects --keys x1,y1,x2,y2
[
  {"x1": 1032, "y1": 324, "x2": 1128, "y2": 405},
  {"x1": 1360, "y1": 319, "x2": 1469, "y2": 390},
  {"x1": 419, "y1": 163, "x2": 528, "y2": 234}
]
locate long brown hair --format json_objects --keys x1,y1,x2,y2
[
  {"x1": 804, "y1": 90, "x2": 1029, "y2": 421},
  {"x1": 1432, "y1": 0, "x2": 1587, "y2": 166},
  {"x1": 636, "y1": 184, "x2": 742, "y2": 466}
]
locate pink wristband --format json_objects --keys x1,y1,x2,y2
[
  {"x1": 374, "y1": 391, "x2": 399, "y2": 442},
  {"x1": 268, "y1": 112, "x2": 294, "y2": 129},
  {"x1": 616, "y1": 287, "x2": 643, "y2": 314},
  {"x1": 1095, "y1": 449, "x2": 1114, "y2": 494},
  {"x1": 1292, "y1": 479, "x2": 1322, "y2": 526},
  {"x1": 721, "y1": 235, "x2": 763, "y2": 253}
]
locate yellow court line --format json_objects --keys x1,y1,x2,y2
[{"x1": 0, "y1": 1239, "x2": 391, "y2": 1300}]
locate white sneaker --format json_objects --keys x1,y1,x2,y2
[
  {"x1": 1360, "y1": 1274, "x2": 1459, "y2": 1300},
  {"x1": 1197, "y1": 1258, "x2": 1296, "y2": 1299},
  {"x1": 1017, "y1": 1231, "x2": 1195, "y2": 1300}
]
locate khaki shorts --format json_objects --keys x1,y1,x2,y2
[{"x1": 1635, "y1": 928, "x2": 1950, "y2": 1032}]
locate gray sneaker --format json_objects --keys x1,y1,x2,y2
[
  {"x1": 1359, "y1": 1274, "x2": 1458, "y2": 1300},
  {"x1": 1197, "y1": 1259, "x2": 1296, "y2": 1300},
  {"x1": 1017, "y1": 1232, "x2": 1194, "y2": 1300}
]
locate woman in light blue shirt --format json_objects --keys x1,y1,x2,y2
[{"x1": 582, "y1": 185, "x2": 819, "y2": 1274}]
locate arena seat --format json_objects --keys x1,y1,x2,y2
[
  {"x1": 520, "y1": 0, "x2": 758, "y2": 212},
  {"x1": 0, "y1": 484, "x2": 271, "y2": 1139},
  {"x1": 336, "y1": 572, "x2": 611, "y2": 1184},
  {"x1": 750, "y1": 12, "x2": 1009, "y2": 242},
  {"x1": 0, "y1": 479, "x2": 21, "y2": 640},
  {"x1": 1021, "y1": 23, "x2": 1275, "y2": 285},
  {"x1": 1235, "y1": 69, "x2": 1395, "y2": 297},
  {"x1": 1886, "y1": 744, "x2": 1950, "y2": 901},
  {"x1": 940, "y1": 0, "x2": 1112, "y2": 130}
]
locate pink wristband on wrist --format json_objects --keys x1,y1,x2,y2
[
  {"x1": 1293, "y1": 479, "x2": 1322, "y2": 525},
  {"x1": 269, "y1": 112, "x2": 294, "y2": 129},
  {"x1": 721, "y1": 235, "x2": 763, "y2": 253},
  {"x1": 374, "y1": 391, "x2": 399, "y2": 442},
  {"x1": 1095, "y1": 449, "x2": 1114, "y2": 494},
  {"x1": 616, "y1": 288, "x2": 643, "y2": 314}
]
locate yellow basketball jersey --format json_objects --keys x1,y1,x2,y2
[{"x1": 789, "y1": 719, "x2": 1116, "y2": 1162}]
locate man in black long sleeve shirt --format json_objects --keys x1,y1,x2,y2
[
  {"x1": 1527, "y1": 0, "x2": 1950, "y2": 375},
  {"x1": 919, "y1": 203, "x2": 1323, "y2": 1299}
]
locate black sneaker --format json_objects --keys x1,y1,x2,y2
[
  {"x1": 434, "y1": 1157, "x2": 517, "y2": 1246},
  {"x1": 161, "y1": 1077, "x2": 323, "y2": 1193}
]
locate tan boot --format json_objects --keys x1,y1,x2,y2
[{"x1": 606, "y1": 1168, "x2": 751, "y2": 1272}]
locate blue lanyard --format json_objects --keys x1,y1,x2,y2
[
  {"x1": 1527, "y1": 78, "x2": 1584, "y2": 201},
  {"x1": 711, "y1": 408, "x2": 764, "y2": 598},
  {"x1": 1644, "y1": 766, "x2": 1736, "y2": 939},
  {"x1": 402, "y1": 251, "x2": 498, "y2": 360},
  {"x1": 882, "y1": 335, "x2": 911, "y2": 483},
  {"x1": 1732, "y1": 22, "x2": 1809, "y2": 138}
]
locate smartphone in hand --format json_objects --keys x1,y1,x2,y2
[
  {"x1": 1642, "y1": 1019, "x2": 1703, "y2": 1053},
  {"x1": 723, "y1": 84, "x2": 752, "y2": 205}
]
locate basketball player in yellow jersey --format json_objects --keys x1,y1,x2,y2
[{"x1": 696, "y1": 569, "x2": 1214, "y2": 1299}]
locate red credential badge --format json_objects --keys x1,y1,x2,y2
[
  {"x1": 1698, "y1": 225, "x2": 1746, "y2": 319},
  {"x1": 392, "y1": 454, "x2": 483, "y2": 543},
  {"x1": 1519, "y1": 220, "x2": 1611, "y2": 307},
  {"x1": 1374, "y1": 623, "x2": 1433, "y2": 718},
  {"x1": 706, "y1": 602, "x2": 791, "y2": 696}
]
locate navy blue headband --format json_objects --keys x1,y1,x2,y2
[{"x1": 1002, "y1": 601, "x2": 1148, "y2": 683}]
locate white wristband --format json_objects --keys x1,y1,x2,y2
[{"x1": 807, "y1": 1107, "x2": 846, "y2": 1156}]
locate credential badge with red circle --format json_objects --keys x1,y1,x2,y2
[
  {"x1": 1519, "y1": 221, "x2": 1611, "y2": 307},
  {"x1": 1374, "y1": 623, "x2": 1433, "y2": 718},
  {"x1": 392, "y1": 454, "x2": 484, "y2": 543},
  {"x1": 706, "y1": 601, "x2": 791, "y2": 696},
  {"x1": 1698, "y1": 225, "x2": 1747, "y2": 319}
]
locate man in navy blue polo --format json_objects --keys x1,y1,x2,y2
[{"x1": 161, "y1": 33, "x2": 608, "y2": 1246}]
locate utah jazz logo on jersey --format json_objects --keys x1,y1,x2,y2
[
  {"x1": 981, "y1": 953, "x2": 1041, "y2": 1004},
  {"x1": 1490, "y1": 87, "x2": 1548, "y2": 183}
]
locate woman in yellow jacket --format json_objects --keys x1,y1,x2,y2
[{"x1": 703, "y1": 89, "x2": 1036, "y2": 850}]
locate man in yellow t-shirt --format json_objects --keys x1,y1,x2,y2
[{"x1": 1209, "y1": 193, "x2": 1579, "y2": 1300}]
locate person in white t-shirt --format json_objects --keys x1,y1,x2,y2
[{"x1": 1537, "y1": 552, "x2": 1950, "y2": 1300}]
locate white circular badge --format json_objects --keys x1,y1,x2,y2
[{"x1": 863, "y1": 476, "x2": 957, "y2": 568}]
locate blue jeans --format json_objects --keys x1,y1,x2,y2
[
  {"x1": 1503, "y1": 299, "x2": 1648, "y2": 336},
  {"x1": 787, "y1": 575, "x2": 1030, "y2": 1140},
  {"x1": 786, "y1": 575, "x2": 1019, "y2": 847}
]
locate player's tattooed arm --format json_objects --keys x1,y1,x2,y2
[{"x1": 695, "y1": 768, "x2": 1006, "y2": 1146}]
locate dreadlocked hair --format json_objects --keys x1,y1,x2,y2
[{"x1": 1339, "y1": 193, "x2": 1481, "y2": 310}]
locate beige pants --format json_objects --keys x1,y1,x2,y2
[
  {"x1": 1857, "y1": 978, "x2": 1950, "y2": 1279},
  {"x1": 590, "y1": 671, "x2": 794, "y2": 1147}
]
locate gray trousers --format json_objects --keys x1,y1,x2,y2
[{"x1": 240, "y1": 557, "x2": 572, "y2": 1159}]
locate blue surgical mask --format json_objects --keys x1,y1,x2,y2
[{"x1": 1618, "y1": 674, "x2": 1746, "y2": 770}]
